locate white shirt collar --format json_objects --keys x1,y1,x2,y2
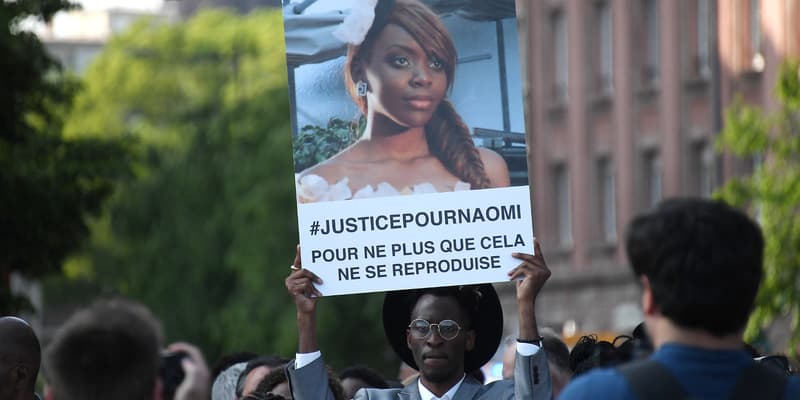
[{"x1": 417, "y1": 374, "x2": 466, "y2": 400}]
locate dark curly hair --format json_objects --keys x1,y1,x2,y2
[
  {"x1": 569, "y1": 334, "x2": 637, "y2": 376},
  {"x1": 626, "y1": 198, "x2": 763, "y2": 337}
]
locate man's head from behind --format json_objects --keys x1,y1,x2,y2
[
  {"x1": 44, "y1": 299, "x2": 163, "y2": 400},
  {"x1": 339, "y1": 365, "x2": 389, "y2": 399},
  {"x1": 0, "y1": 316, "x2": 41, "y2": 400},
  {"x1": 541, "y1": 331, "x2": 572, "y2": 397},
  {"x1": 626, "y1": 198, "x2": 763, "y2": 338}
]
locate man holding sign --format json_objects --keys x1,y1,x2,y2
[{"x1": 284, "y1": 240, "x2": 552, "y2": 400}]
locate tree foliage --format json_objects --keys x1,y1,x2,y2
[
  {"x1": 715, "y1": 59, "x2": 800, "y2": 352},
  {"x1": 57, "y1": 9, "x2": 393, "y2": 372},
  {"x1": 292, "y1": 118, "x2": 360, "y2": 172},
  {"x1": 0, "y1": 0, "x2": 131, "y2": 313}
]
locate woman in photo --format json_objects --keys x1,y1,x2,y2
[{"x1": 296, "y1": 0, "x2": 510, "y2": 203}]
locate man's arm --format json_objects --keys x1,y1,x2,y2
[
  {"x1": 510, "y1": 240, "x2": 549, "y2": 341},
  {"x1": 285, "y1": 356, "x2": 338, "y2": 400},
  {"x1": 513, "y1": 346, "x2": 552, "y2": 400},
  {"x1": 285, "y1": 245, "x2": 338, "y2": 400},
  {"x1": 286, "y1": 245, "x2": 322, "y2": 353},
  {"x1": 509, "y1": 239, "x2": 553, "y2": 400}
]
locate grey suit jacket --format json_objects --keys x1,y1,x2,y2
[{"x1": 286, "y1": 348, "x2": 552, "y2": 400}]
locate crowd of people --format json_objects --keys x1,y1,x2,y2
[
  {"x1": 4, "y1": 0, "x2": 799, "y2": 398},
  {"x1": 2, "y1": 197, "x2": 799, "y2": 400}
]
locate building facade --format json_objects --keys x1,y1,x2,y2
[
  {"x1": 31, "y1": 2, "x2": 186, "y2": 73},
  {"x1": 501, "y1": 0, "x2": 800, "y2": 343}
]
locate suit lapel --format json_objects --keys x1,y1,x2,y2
[
  {"x1": 452, "y1": 375, "x2": 482, "y2": 400},
  {"x1": 397, "y1": 380, "x2": 422, "y2": 400}
]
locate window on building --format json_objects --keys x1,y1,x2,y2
[
  {"x1": 596, "y1": 1, "x2": 613, "y2": 94},
  {"x1": 554, "y1": 165, "x2": 572, "y2": 247},
  {"x1": 690, "y1": 141, "x2": 716, "y2": 197},
  {"x1": 749, "y1": 0, "x2": 764, "y2": 71},
  {"x1": 643, "y1": 151, "x2": 662, "y2": 209},
  {"x1": 552, "y1": 9, "x2": 569, "y2": 103},
  {"x1": 642, "y1": 0, "x2": 659, "y2": 87},
  {"x1": 597, "y1": 158, "x2": 617, "y2": 242},
  {"x1": 695, "y1": 0, "x2": 710, "y2": 78}
]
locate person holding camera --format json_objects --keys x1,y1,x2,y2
[{"x1": 43, "y1": 299, "x2": 210, "y2": 400}]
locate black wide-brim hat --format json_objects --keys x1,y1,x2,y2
[{"x1": 382, "y1": 284, "x2": 503, "y2": 372}]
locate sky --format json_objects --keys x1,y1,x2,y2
[{"x1": 19, "y1": 0, "x2": 168, "y2": 40}]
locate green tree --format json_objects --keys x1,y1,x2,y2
[
  {"x1": 0, "y1": 0, "x2": 131, "y2": 313},
  {"x1": 716, "y1": 59, "x2": 800, "y2": 352},
  {"x1": 59, "y1": 9, "x2": 393, "y2": 372}
]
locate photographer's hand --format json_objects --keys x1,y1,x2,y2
[
  {"x1": 168, "y1": 342, "x2": 210, "y2": 400},
  {"x1": 285, "y1": 245, "x2": 323, "y2": 353}
]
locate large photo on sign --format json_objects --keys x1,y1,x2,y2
[{"x1": 283, "y1": 0, "x2": 532, "y2": 295}]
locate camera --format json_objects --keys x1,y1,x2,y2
[{"x1": 159, "y1": 350, "x2": 189, "y2": 399}]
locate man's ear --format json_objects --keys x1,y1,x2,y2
[
  {"x1": 640, "y1": 275, "x2": 657, "y2": 316},
  {"x1": 12, "y1": 365, "x2": 30, "y2": 389},
  {"x1": 465, "y1": 330, "x2": 476, "y2": 352},
  {"x1": 406, "y1": 328, "x2": 412, "y2": 350}
]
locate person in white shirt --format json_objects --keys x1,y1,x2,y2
[{"x1": 284, "y1": 240, "x2": 553, "y2": 400}]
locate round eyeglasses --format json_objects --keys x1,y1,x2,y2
[{"x1": 408, "y1": 318, "x2": 462, "y2": 341}]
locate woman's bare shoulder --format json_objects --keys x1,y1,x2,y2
[{"x1": 477, "y1": 147, "x2": 511, "y2": 187}]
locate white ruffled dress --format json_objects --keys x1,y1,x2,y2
[{"x1": 296, "y1": 174, "x2": 471, "y2": 203}]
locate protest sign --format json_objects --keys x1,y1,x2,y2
[{"x1": 283, "y1": 0, "x2": 533, "y2": 295}]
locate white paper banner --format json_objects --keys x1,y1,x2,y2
[{"x1": 298, "y1": 186, "x2": 534, "y2": 295}]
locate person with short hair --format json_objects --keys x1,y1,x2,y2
[
  {"x1": 43, "y1": 299, "x2": 210, "y2": 400},
  {"x1": 559, "y1": 198, "x2": 800, "y2": 399},
  {"x1": 44, "y1": 299, "x2": 163, "y2": 400},
  {"x1": 503, "y1": 329, "x2": 572, "y2": 398},
  {"x1": 339, "y1": 365, "x2": 390, "y2": 399},
  {"x1": 540, "y1": 332, "x2": 572, "y2": 397},
  {"x1": 0, "y1": 316, "x2": 41, "y2": 400}
]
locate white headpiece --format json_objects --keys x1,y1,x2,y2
[{"x1": 332, "y1": 0, "x2": 380, "y2": 45}]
